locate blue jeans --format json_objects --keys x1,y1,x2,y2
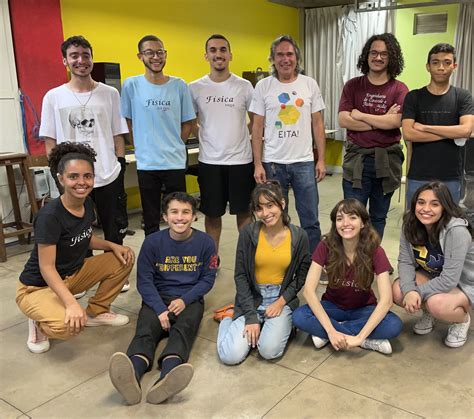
[
  {"x1": 217, "y1": 285, "x2": 292, "y2": 365},
  {"x1": 263, "y1": 161, "x2": 320, "y2": 251},
  {"x1": 292, "y1": 300, "x2": 402, "y2": 340},
  {"x1": 406, "y1": 178, "x2": 461, "y2": 207},
  {"x1": 342, "y1": 156, "x2": 393, "y2": 239}
]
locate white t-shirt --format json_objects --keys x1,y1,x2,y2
[
  {"x1": 189, "y1": 74, "x2": 253, "y2": 165},
  {"x1": 39, "y1": 83, "x2": 128, "y2": 187},
  {"x1": 249, "y1": 74, "x2": 325, "y2": 164}
]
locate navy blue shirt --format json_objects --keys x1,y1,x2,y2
[{"x1": 137, "y1": 228, "x2": 218, "y2": 314}]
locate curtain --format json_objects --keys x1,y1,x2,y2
[
  {"x1": 305, "y1": 3, "x2": 393, "y2": 141},
  {"x1": 453, "y1": 2, "x2": 473, "y2": 93}
]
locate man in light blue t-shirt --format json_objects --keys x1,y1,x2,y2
[{"x1": 121, "y1": 35, "x2": 195, "y2": 235}]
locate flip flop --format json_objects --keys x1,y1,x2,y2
[{"x1": 213, "y1": 304, "x2": 234, "y2": 322}]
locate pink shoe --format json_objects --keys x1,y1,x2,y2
[
  {"x1": 86, "y1": 311, "x2": 129, "y2": 327},
  {"x1": 27, "y1": 319, "x2": 50, "y2": 354}
]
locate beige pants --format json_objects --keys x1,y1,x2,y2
[{"x1": 16, "y1": 252, "x2": 133, "y2": 340}]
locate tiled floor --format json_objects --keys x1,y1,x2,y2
[{"x1": 1, "y1": 174, "x2": 472, "y2": 418}]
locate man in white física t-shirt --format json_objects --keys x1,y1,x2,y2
[{"x1": 189, "y1": 34, "x2": 254, "y2": 263}]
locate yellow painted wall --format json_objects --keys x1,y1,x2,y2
[{"x1": 60, "y1": 0, "x2": 299, "y2": 83}]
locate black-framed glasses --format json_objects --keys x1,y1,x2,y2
[
  {"x1": 369, "y1": 50, "x2": 389, "y2": 58},
  {"x1": 141, "y1": 49, "x2": 167, "y2": 58}
]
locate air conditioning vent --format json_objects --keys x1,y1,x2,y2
[{"x1": 413, "y1": 12, "x2": 448, "y2": 34}]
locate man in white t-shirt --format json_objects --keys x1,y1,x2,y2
[
  {"x1": 40, "y1": 35, "x2": 129, "y2": 248},
  {"x1": 189, "y1": 34, "x2": 254, "y2": 262},
  {"x1": 250, "y1": 35, "x2": 326, "y2": 252}
]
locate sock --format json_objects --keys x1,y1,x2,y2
[
  {"x1": 159, "y1": 356, "x2": 183, "y2": 380},
  {"x1": 130, "y1": 354, "x2": 149, "y2": 383}
]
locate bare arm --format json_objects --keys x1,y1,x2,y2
[
  {"x1": 125, "y1": 118, "x2": 134, "y2": 147},
  {"x1": 351, "y1": 104, "x2": 402, "y2": 130},
  {"x1": 113, "y1": 134, "x2": 126, "y2": 158},
  {"x1": 415, "y1": 114, "x2": 473, "y2": 139},
  {"x1": 181, "y1": 120, "x2": 194, "y2": 142},
  {"x1": 89, "y1": 234, "x2": 135, "y2": 266},
  {"x1": 339, "y1": 111, "x2": 372, "y2": 131},
  {"x1": 251, "y1": 114, "x2": 266, "y2": 183},
  {"x1": 312, "y1": 111, "x2": 326, "y2": 182},
  {"x1": 402, "y1": 119, "x2": 444, "y2": 142},
  {"x1": 44, "y1": 137, "x2": 57, "y2": 158},
  {"x1": 247, "y1": 112, "x2": 254, "y2": 134},
  {"x1": 191, "y1": 115, "x2": 200, "y2": 139}
]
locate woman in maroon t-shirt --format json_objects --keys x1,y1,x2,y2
[{"x1": 293, "y1": 199, "x2": 402, "y2": 355}]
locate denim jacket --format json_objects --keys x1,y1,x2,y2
[{"x1": 232, "y1": 221, "x2": 311, "y2": 324}]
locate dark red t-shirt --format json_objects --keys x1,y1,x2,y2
[
  {"x1": 312, "y1": 241, "x2": 392, "y2": 310},
  {"x1": 339, "y1": 75, "x2": 409, "y2": 148}
]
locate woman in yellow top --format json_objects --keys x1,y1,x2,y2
[{"x1": 217, "y1": 181, "x2": 311, "y2": 364}]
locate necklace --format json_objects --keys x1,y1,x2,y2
[{"x1": 71, "y1": 81, "x2": 96, "y2": 112}]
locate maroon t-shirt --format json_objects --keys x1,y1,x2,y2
[
  {"x1": 312, "y1": 241, "x2": 392, "y2": 310},
  {"x1": 339, "y1": 76, "x2": 409, "y2": 148}
]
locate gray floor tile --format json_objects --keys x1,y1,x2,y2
[
  {"x1": 264, "y1": 376, "x2": 421, "y2": 419},
  {"x1": 0, "y1": 399, "x2": 25, "y2": 419}
]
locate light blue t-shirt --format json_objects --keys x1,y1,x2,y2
[{"x1": 121, "y1": 75, "x2": 195, "y2": 170}]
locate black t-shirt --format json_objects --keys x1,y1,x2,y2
[
  {"x1": 402, "y1": 86, "x2": 473, "y2": 180},
  {"x1": 20, "y1": 197, "x2": 95, "y2": 287}
]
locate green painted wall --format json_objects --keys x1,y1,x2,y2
[{"x1": 396, "y1": 0, "x2": 459, "y2": 90}]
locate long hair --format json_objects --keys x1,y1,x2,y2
[
  {"x1": 357, "y1": 33, "x2": 404, "y2": 79},
  {"x1": 48, "y1": 141, "x2": 96, "y2": 179},
  {"x1": 268, "y1": 34, "x2": 303, "y2": 77},
  {"x1": 324, "y1": 199, "x2": 380, "y2": 291},
  {"x1": 403, "y1": 181, "x2": 471, "y2": 246},
  {"x1": 250, "y1": 181, "x2": 290, "y2": 227}
]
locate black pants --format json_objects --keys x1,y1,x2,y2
[
  {"x1": 90, "y1": 163, "x2": 128, "y2": 245},
  {"x1": 137, "y1": 169, "x2": 186, "y2": 236},
  {"x1": 127, "y1": 299, "x2": 204, "y2": 370}
]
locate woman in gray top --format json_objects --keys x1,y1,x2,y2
[{"x1": 393, "y1": 181, "x2": 473, "y2": 348}]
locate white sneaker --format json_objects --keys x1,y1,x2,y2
[
  {"x1": 121, "y1": 282, "x2": 131, "y2": 293},
  {"x1": 413, "y1": 310, "x2": 435, "y2": 335},
  {"x1": 74, "y1": 290, "x2": 86, "y2": 299},
  {"x1": 86, "y1": 311, "x2": 129, "y2": 327},
  {"x1": 311, "y1": 335, "x2": 329, "y2": 349},
  {"x1": 445, "y1": 313, "x2": 471, "y2": 348},
  {"x1": 27, "y1": 319, "x2": 50, "y2": 354},
  {"x1": 361, "y1": 338, "x2": 392, "y2": 355}
]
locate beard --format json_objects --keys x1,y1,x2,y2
[{"x1": 144, "y1": 60, "x2": 166, "y2": 74}]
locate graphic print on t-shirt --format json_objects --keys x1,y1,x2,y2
[
  {"x1": 362, "y1": 92, "x2": 388, "y2": 113},
  {"x1": 275, "y1": 91, "x2": 303, "y2": 138},
  {"x1": 59, "y1": 105, "x2": 107, "y2": 147},
  {"x1": 412, "y1": 244, "x2": 444, "y2": 274},
  {"x1": 156, "y1": 255, "x2": 203, "y2": 272},
  {"x1": 145, "y1": 98, "x2": 171, "y2": 111}
]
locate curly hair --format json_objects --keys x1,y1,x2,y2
[
  {"x1": 250, "y1": 181, "x2": 290, "y2": 227},
  {"x1": 357, "y1": 33, "x2": 404, "y2": 79},
  {"x1": 403, "y1": 181, "x2": 472, "y2": 246},
  {"x1": 48, "y1": 142, "x2": 96, "y2": 179},
  {"x1": 323, "y1": 199, "x2": 381, "y2": 291}
]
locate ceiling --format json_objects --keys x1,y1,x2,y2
[{"x1": 269, "y1": 0, "x2": 353, "y2": 7}]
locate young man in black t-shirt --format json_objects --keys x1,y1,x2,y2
[{"x1": 402, "y1": 43, "x2": 473, "y2": 204}]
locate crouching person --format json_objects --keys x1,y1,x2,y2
[
  {"x1": 16, "y1": 142, "x2": 135, "y2": 354},
  {"x1": 109, "y1": 192, "x2": 218, "y2": 405}
]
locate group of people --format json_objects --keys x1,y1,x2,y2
[{"x1": 15, "y1": 30, "x2": 473, "y2": 407}]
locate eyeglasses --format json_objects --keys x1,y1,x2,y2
[
  {"x1": 141, "y1": 49, "x2": 167, "y2": 58},
  {"x1": 369, "y1": 50, "x2": 389, "y2": 59}
]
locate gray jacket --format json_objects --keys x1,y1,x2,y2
[
  {"x1": 398, "y1": 217, "x2": 474, "y2": 307},
  {"x1": 233, "y1": 222, "x2": 311, "y2": 324}
]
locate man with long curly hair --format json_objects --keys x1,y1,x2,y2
[{"x1": 339, "y1": 33, "x2": 409, "y2": 240}]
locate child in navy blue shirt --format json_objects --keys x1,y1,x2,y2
[{"x1": 109, "y1": 192, "x2": 218, "y2": 405}]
